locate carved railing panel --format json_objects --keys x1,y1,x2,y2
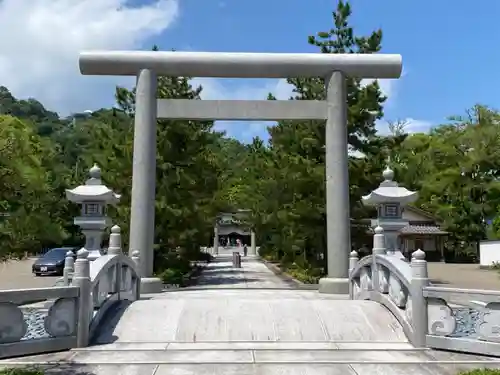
[
  {"x1": 424, "y1": 287, "x2": 500, "y2": 356},
  {"x1": 0, "y1": 286, "x2": 80, "y2": 359}
]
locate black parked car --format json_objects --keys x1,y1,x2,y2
[{"x1": 32, "y1": 247, "x2": 77, "y2": 276}]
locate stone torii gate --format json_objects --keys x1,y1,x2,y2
[{"x1": 79, "y1": 51, "x2": 402, "y2": 294}]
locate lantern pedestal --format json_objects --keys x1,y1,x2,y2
[{"x1": 66, "y1": 164, "x2": 121, "y2": 261}]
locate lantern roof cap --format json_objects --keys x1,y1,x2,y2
[
  {"x1": 362, "y1": 166, "x2": 418, "y2": 205},
  {"x1": 65, "y1": 164, "x2": 120, "y2": 204}
]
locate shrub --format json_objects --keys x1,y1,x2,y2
[
  {"x1": 490, "y1": 261, "x2": 500, "y2": 270},
  {"x1": 159, "y1": 268, "x2": 185, "y2": 286},
  {"x1": 154, "y1": 248, "x2": 192, "y2": 274}
]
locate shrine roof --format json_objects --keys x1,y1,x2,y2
[{"x1": 399, "y1": 224, "x2": 448, "y2": 235}]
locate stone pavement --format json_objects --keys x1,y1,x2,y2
[
  {"x1": 186, "y1": 254, "x2": 303, "y2": 289},
  {"x1": 3, "y1": 255, "x2": 500, "y2": 375}
]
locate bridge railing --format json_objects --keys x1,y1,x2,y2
[
  {"x1": 0, "y1": 285, "x2": 81, "y2": 359},
  {"x1": 64, "y1": 225, "x2": 141, "y2": 346},
  {"x1": 349, "y1": 226, "x2": 500, "y2": 356},
  {"x1": 0, "y1": 225, "x2": 141, "y2": 359}
]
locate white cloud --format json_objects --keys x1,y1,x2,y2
[
  {"x1": 200, "y1": 76, "x2": 403, "y2": 141},
  {"x1": 0, "y1": 1, "x2": 427, "y2": 142},
  {"x1": 192, "y1": 78, "x2": 294, "y2": 140},
  {"x1": 404, "y1": 118, "x2": 433, "y2": 133},
  {"x1": 376, "y1": 118, "x2": 433, "y2": 135},
  {"x1": 192, "y1": 78, "x2": 293, "y2": 101},
  {"x1": 362, "y1": 72, "x2": 433, "y2": 136},
  {"x1": 0, "y1": 0, "x2": 179, "y2": 115}
]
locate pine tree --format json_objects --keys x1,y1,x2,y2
[
  {"x1": 250, "y1": 0, "x2": 390, "y2": 275},
  {"x1": 79, "y1": 48, "x2": 222, "y2": 273}
]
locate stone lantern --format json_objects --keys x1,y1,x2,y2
[
  {"x1": 362, "y1": 166, "x2": 418, "y2": 254},
  {"x1": 66, "y1": 164, "x2": 121, "y2": 261}
]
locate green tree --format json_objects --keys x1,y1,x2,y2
[
  {"x1": 394, "y1": 105, "x2": 500, "y2": 260},
  {"x1": 76, "y1": 56, "x2": 222, "y2": 277},
  {"x1": 242, "y1": 0, "x2": 390, "y2": 280},
  {"x1": 0, "y1": 86, "x2": 65, "y2": 137},
  {"x1": 0, "y1": 115, "x2": 66, "y2": 259}
]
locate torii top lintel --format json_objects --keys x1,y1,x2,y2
[{"x1": 79, "y1": 51, "x2": 402, "y2": 79}]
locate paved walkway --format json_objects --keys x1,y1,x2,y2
[
  {"x1": 93, "y1": 257, "x2": 406, "y2": 344},
  {"x1": 3, "y1": 256, "x2": 500, "y2": 375},
  {"x1": 187, "y1": 255, "x2": 299, "y2": 289}
]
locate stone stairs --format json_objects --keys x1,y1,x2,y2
[
  {"x1": 3, "y1": 257, "x2": 500, "y2": 374},
  {"x1": 4, "y1": 341, "x2": 500, "y2": 375}
]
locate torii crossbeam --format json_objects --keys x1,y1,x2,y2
[{"x1": 79, "y1": 51, "x2": 402, "y2": 294}]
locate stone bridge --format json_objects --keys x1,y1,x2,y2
[{"x1": 1, "y1": 226, "x2": 500, "y2": 375}]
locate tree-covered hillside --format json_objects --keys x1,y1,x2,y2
[{"x1": 1, "y1": 0, "x2": 499, "y2": 283}]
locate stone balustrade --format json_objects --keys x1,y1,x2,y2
[
  {"x1": 0, "y1": 225, "x2": 141, "y2": 359},
  {"x1": 349, "y1": 226, "x2": 500, "y2": 356},
  {"x1": 423, "y1": 286, "x2": 500, "y2": 356}
]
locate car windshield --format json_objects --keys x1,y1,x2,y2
[{"x1": 42, "y1": 248, "x2": 71, "y2": 261}]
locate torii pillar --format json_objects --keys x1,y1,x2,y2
[{"x1": 78, "y1": 51, "x2": 402, "y2": 294}]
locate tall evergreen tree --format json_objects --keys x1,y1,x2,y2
[
  {"x1": 76, "y1": 49, "x2": 222, "y2": 275},
  {"x1": 247, "y1": 0, "x2": 390, "y2": 274}
]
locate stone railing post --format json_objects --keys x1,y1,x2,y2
[
  {"x1": 250, "y1": 231, "x2": 256, "y2": 255},
  {"x1": 371, "y1": 226, "x2": 386, "y2": 292},
  {"x1": 108, "y1": 225, "x2": 122, "y2": 294},
  {"x1": 63, "y1": 250, "x2": 75, "y2": 286},
  {"x1": 372, "y1": 226, "x2": 386, "y2": 255},
  {"x1": 131, "y1": 250, "x2": 141, "y2": 276},
  {"x1": 131, "y1": 250, "x2": 142, "y2": 297},
  {"x1": 107, "y1": 225, "x2": 122, "y2": 255},
  {"x1": 348, "y1": 250, "x2": 359, "y2": 299},
  {"x1": 73, "y1": 249, "x2": 92, "y2": 347},
  {"x1": 410, "y1": 249, "x2": 429, "y2": 348},
  {"x1": 348, "y1": 250, "x2": 359, "y2": 275}
]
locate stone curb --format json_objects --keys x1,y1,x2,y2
[{"x1": 260, "y1": 259, "x2": 304, "y2": 287}]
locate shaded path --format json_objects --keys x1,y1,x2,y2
[{"x1": 189, "y1": 255, "x2": 297, "y2": 289}]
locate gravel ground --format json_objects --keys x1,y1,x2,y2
[
  {"x1": 427, "y1": 262, "x2": 500, "y2": 290},
  {"x1": 0, "y1": 258, "x2": 60, "y2": 290}
]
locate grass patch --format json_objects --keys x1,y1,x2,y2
[
  {"x1": 0, "y1": 368, "x2": 44, "y2": 375},
  {"x1": 278, "y1": 262, "x2": 323, "y2": 284},
  {"x1": 459, "y1": 370, "x2": 500, "y2": 375},
  {"x1": 285, "y1": 267, "x2": 320, "y2": 284}
]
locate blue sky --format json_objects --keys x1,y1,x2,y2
[
  {"x1": 136, "y1": 0, "x2": 499, "y2": 142},
  {"x1": 2, "y1": 0, "x2": 498, "y2": 144}
]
